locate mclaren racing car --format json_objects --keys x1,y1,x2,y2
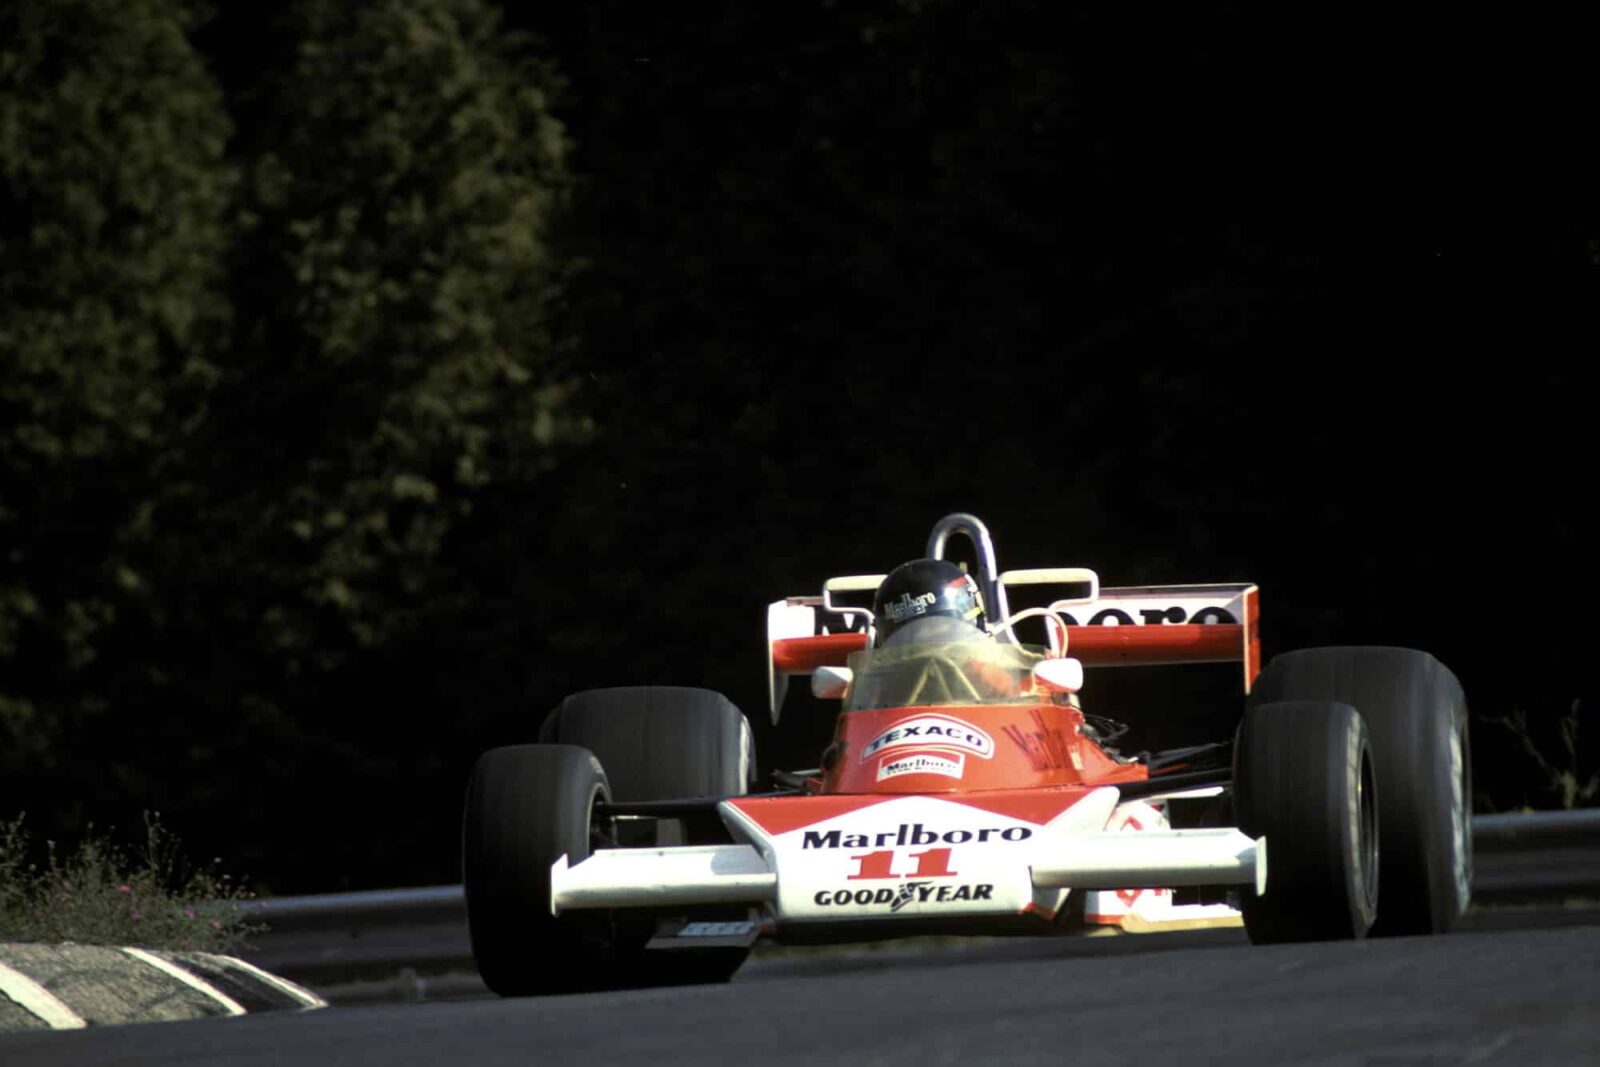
[{"x1": 462, "y1": 513, "x2": 1472, "y2": 995}]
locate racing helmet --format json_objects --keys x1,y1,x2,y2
[{"x1": 871, "y1": 559, "x2": 988, "y2": 648}]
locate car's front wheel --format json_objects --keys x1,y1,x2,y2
[
  {"x1": 1236, "y1": 700, "x2": 1379, "y2": 943},
  {"x1": 462, "y1": 743, "x2": 617, "y2": 996},
  {"x1": 539, "y1": 686, "x2": 756, "y2": 983}
]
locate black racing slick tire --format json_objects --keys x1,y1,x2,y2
[
  {"x1": 462, "y1": 744, "x2": 613, "y2": 996},
  {"x1": 539, "y1": 686, "x2": 754, "y2": 800},
  {"x1": 538, "y1": 687, "x2": 755, "y2": 986},
  {"x1": 1249, "y1": 647, "x2": 1471, "y2": 936},
  {"x1": 1236, "y1": 701, "x2": 1379, "y2": 943}
]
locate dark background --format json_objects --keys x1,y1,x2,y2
[{"x1": 1, "y1": 2, "x2": 1593, "y2": 893}]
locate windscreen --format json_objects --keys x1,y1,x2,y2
[{"x1": 844, "y1": 640, "x2": 1046, "y2": 712}]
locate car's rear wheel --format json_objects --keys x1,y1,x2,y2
[
  {"x1": 1249, "y1": 646, "x2": 1471, "y2": 935},
  {"x1": 539, "y1": 686, "x2": 756, "y2": 983},
  {"x1": 1236, "y1": 700, "x2": 1379, "y2": 943},
  {"x1": 462, "y1": 743, "x2": 615, "y2": 996},
  {"x1": 540, "y1": 685, "x2": 754, "y2": 804}
]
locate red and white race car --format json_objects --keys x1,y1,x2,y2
[{"x1": 463, "y1": 514, "x2": 1472, "y2": 995}]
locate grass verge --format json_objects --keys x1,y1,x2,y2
[{"x1": 0, "y1": 812, "x2": 262, "y2": 952}]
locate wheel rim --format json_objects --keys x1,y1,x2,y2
[
  {"x1": 587, "y1": 782, "x2": 615, "y2": 853},
  {"x1": 567, "y1": 781, "x2": 622, "y2": 962},
  {"x1": 1358, "y1": 744, "x2": 1379, "y2": 910},
  {"x1": 1448, "y1": 723, "x2": 1470, "y2": 909}
]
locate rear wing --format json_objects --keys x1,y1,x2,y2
[{"x1": 766, "y1": 574, "x2": 1259, "y2": 723}]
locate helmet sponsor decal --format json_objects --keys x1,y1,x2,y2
[
  {"x1": 881, "y1": 591, "x2": 937, "y2": 622},
  {"x1": 859, "y1": 714, "x2": 994, "y2": 763},
  {"x1": 875, "y1": 752, "x2": 964, "y2": 781}
]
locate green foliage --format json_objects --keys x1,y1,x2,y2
[
  {"x1": 0, "y1": 0, "x2": 234, "y2": 774},
  {"x1": 0, "y1": 813, "x2": 260, "y2": 951},
  {"x1": 165, "y1": 0, "x2": 584, "y2": 887},
  {"x1": 0, "y1": 0, "x2": 581, "y2": 890},
  {"x1": 222, "y1": 0, "x2": 579, "y2": 668}
]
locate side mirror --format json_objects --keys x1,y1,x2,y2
[
  {"x1": 1032, "y1": 657, "x2": 1084, "y2": 694},
  {"x1": 811, "y1": 665, "x2": 854, "y2": 700}
]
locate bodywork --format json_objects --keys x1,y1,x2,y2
[{"x1": 554, "y1": 514, "x2": 1267, "y2": 936}]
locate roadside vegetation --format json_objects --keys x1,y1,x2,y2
[
  {"x1": 0, "y1": 813, "x2": 260, "y2": 952},
  {"x1": 1482, "y1": 699, "x2": 1597, "y2": 811}
]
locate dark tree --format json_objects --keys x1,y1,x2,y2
[{"x1": 0, "y1": 0, "x2": 233, "y2": 790}]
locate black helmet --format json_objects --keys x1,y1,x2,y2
[{"x1": 871, "y1": 559, "x2": 987, "y2": 647}]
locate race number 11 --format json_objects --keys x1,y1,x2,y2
[{"x1": 846, "y1": 847, "x2": 957, "y2": 880}]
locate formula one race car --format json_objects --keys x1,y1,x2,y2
[{"x1": 462, "y1": 514, "x2": 1472, "y2": 995}]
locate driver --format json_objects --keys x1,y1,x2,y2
[
  {"x1": 871, "y1": 558, "x2": 988, "y2": 647},
  {"x1": 863, "y1": 558, "x2": 1078, "y2": 710},
  {"x1": 847, "y1": 559, "x2": 1007, "y2": 709}
]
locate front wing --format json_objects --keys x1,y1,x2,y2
[{"x1": 551, "y1": 787, "x2": 1264, "y2": 925}]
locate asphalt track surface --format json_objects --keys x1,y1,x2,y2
[{"x1": 4, "y1": 910, "x2": 1598, "y2": 1065}]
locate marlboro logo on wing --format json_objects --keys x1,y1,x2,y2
[{"x1": 800, "y1": 823, "x2": 1033, "y2": 849}]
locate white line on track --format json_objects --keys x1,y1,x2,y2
[
  {"x1": 0, "y1": 960, "x2": 87, "y2": 1029},
  {"x1": 121, "y1": 947, "x2": 246, "y2": 1016}
]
